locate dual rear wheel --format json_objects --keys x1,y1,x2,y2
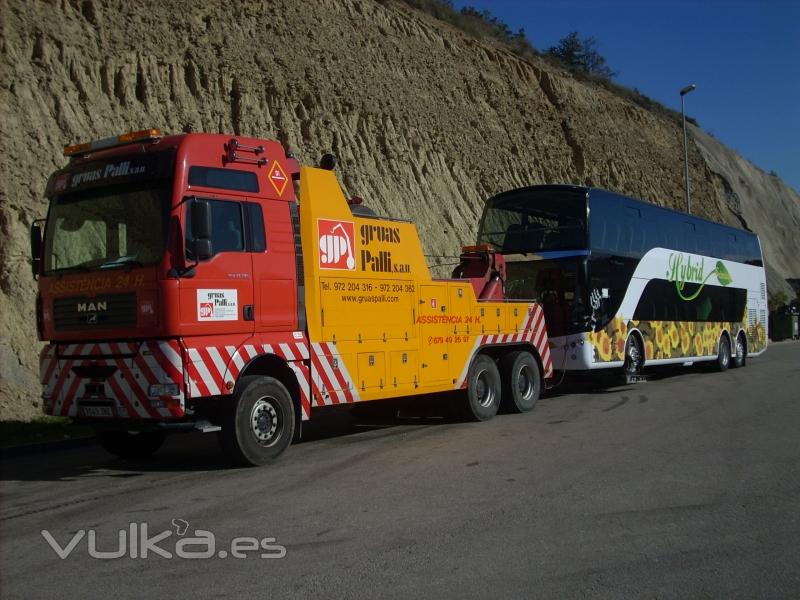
[{"x1": 464, "y1": 351, "x2": 542, "y2": 421}]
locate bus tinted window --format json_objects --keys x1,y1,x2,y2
[
  {"x1": 478, "y1": 187, "x2": 587, "y2": 253},
  {"x1": 589, "y1": 189, "x2": 763, "y2": 265},
  {"x1": 633, "y1": 279, "x2": 746, "y2": 323}
]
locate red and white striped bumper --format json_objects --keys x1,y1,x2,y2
[{"x1": 40, "y1": 341, "x2": 185, "y2": 420}]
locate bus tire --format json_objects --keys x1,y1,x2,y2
[
  {"x1": 464, "y1": 354, "x2": 501, "y2": 421},
  {"x1": 96, "y1": 430, "x2": 166, "y2": 459},
  {"x1": 715, "y1": 334, "x2": 731, "y2": 372},
  {"x1": 623, "y1": 333, "x2": 644, "y2": 377},
  {"x1": 219, "y1": 375, "x2": 295, "y2": 466},
  {"x1": 500, "y1": 351, "x2": 541, "y2": 413},
  {"x1": 732, "y1": 332, "x2": 747, "y2": 368}
]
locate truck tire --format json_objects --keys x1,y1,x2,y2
[
  {"x1": 96, "y1": 430, "x2": 166, "y2": 459},
  {"x1": 219, "y1": 375, "x2": 295, "y2": 466},
  {"x1": 500, "y1": 351, "x2": 541, "y2": 413},
  {"x1": 464, "y1": 354, "x2": 501, "y2": 421}
]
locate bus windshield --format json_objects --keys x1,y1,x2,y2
[
  {"x1": 43, "y1": 183, "x2": 171, "y2": 275},
  {"x1": 505, "y1": 255, "x2": 588, "y2": 337},
  {"x1": 477, "y1": 187, "x2": 588, "y2": 254}
]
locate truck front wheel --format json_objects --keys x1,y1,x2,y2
[
  {"x1": 464, "y1": 354, "x2": 501, "y2": 421},
  {"x1": 96, "y1": 430, "x2": 166, "y2": 459},
  {"x1": 219, "y1": 375, "x2": 295, "y2": 466}
]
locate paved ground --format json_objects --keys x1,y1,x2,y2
[{"x1": 1, "y1": 342, "x2": 798, "y2": 599}]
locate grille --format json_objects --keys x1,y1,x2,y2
[{"x1": 54, "y1": 293, "x2": 137, "y2": 331}]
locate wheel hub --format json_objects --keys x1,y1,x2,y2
[
  {"x1": 627, "y1": 340, "x2": 641, "y2": 373},
  {"x1": 250, "y1": 398, "x2": 280, "y2": 445},
  {"x1": 517, "y1": 366, "x2": 533, "y2": 399},
  {"x1": 476, "y1": 370, "x2": 494, "y2": 407}
]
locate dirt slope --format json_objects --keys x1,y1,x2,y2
[{"x1": 1, "y1": 0, "x2": 798, "y2": 419}]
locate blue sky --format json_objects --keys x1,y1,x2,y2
[{"x1": 452, "y1": 0, "x2": 800, "y2": 193}]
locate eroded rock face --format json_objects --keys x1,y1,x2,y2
[{"x1": 1, "y1": 0, "x2": 797, "y2": 419}]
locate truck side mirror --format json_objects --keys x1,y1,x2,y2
[
  {"x1": 190, "y1": 200, "x2": 212, "y2": 260},
  {"x1": 30, "y1": 223, "x2": 43, "y2": 279}
]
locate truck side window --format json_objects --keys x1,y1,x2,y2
[
  {"x1": 186, "y1": 199, "x2": 244, "y2": 258},
  {"x1": 245, "y1": 203, "x2": 266, "y2": 252}
]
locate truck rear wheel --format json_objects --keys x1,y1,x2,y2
[
  {"x1": 500, "y1": 351, "x2": 541, "y2": 413},
  {"x1": 219, "y1": 375, "x2": 295, "y2": 466},
  {"x1": 96, "y1": 430, "x2": 166, "y2": 459},
  {"x1": 464, "y1": 354, "x2": 501, "y2": 421}
]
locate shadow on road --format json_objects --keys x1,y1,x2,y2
[
  {"x1": 0, "y1": 364, "x2": 719, "y2": 482},
  {"x1": 0, "y1": 402, "x2": 450, "y2": 482}
]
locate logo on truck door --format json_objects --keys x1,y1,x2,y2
[{"x1": 318, "y1": 220, "x2": 356, "y2": 270}]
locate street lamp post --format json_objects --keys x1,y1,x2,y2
[{"x1": 680, "y1": 84, "x2": 696, "y2": 214}]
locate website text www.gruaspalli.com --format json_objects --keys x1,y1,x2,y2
[{"x1": 341, "y1": 293, "x2": 401, "y2": 305}]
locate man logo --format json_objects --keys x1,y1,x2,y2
[
  {"x1": 77, "y1": 301, "x2": 107, "y2": 312},
  {"x1": 86, "y1": 313, "x2": 98, "y2": 325}
]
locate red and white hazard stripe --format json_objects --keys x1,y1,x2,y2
[
  {"x1": 40, "y1": 341, "x2": 186, "y2": 420},
  {"x1": 309, "y1": 342, "x2": 359, "y2": 407},
  {"x1": 457, "y1": 303, "x2": 553, "y2": 387}
]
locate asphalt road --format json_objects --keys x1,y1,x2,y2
[{"x1": 1, "y1": 342, "x2": 799, "y2": 599}]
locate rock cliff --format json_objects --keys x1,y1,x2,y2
[{"x1": 1, "y1": 0, "x2": 797, "y2": 419}]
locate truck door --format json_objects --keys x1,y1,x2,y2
[
  {"x1": 179, "y1": 198, "x2": 255, "y2": 341},
  {"x1": 250, "y1": 200, "x2": 298, "y2": 332}
]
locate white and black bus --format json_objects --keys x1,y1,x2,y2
[{"x1": 476, "y1": 185, "x2": 768, "y2": 376}]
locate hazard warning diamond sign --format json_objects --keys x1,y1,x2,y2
[{"x1": 268, "y1": 160, "x2": 288, "y2": 195}]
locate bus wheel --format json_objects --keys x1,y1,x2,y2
[
  {"x1": 715, "y1": 334, "x2": 731, "y2": 371},
  {"x1": 732, "y1": 332, "x2": 747, "y2": 368},
  {"x1": 500, "y1": 351, "x2": 541, "y2": 413},
  {"x1": 96, "y1": 430, "x2": 166, "y2": 459},
  {"x1": 623, "y1": 334, "x2": 643, "y2": 377},
  {"x1": 464, "y1": 354, "x2": 501, "y2": 421},
  {"x1": 219, "y1": 375, "x2": 295, "y2": 466}
]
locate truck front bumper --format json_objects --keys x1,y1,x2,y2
[{"x1": 40, "y1": 341, "x2": 186, "y2": 420}]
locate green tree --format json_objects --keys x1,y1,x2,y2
[
  {"x1": 768, "y1": 291, "x2": 788, "y2": 311},
  {"x1": 548, "y1": 32, "x2": 617, "y2": 78}
]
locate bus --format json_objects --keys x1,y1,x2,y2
[{"x1": 475, "y1": 185, "x2": 768, "y2": 378}]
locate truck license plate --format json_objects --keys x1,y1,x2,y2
[{"x1": 79, "y1": 405, "x2": 114, "y2": 418}]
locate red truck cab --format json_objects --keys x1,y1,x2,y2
[{"x1": 34, "y1": 130, "x2": 305, "y2": 460}]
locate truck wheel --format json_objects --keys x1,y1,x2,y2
[
  {"x1": 96, "y1": 430, "x2": 166, "y2": 459},
  {"x1": 731, "y1": 332, "x2": 746, "y2": 368},
  {"x1": 715, "y1": 334, "x2": 731, "y2": 371},
  {"x1": 500, "y1": 351, "x2": 541, "y2": 413},
  {"x1": 464, "y1": 354, "x2": 501, "y2": 421},
  {"x1": 219, "y1": 375, "x2": 295, "y2": 466}
]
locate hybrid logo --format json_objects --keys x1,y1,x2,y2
[{"x1": 41, "y1": 519, "x2": 287, "y2": 560}]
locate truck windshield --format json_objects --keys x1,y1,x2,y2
[
  {"x1": 43, "y1": 184, "x2": 170, "y2": 274},
  {"x1": 477, "y1": 187, "x2": 588, "y2": 254}
]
